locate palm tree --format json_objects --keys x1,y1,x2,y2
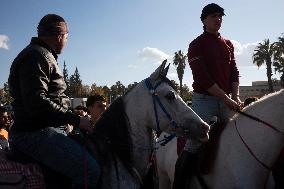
[
  {"x1": 273, "y1": 35, "x2": 284, "y2": 87},
  {"x1": 173, "y1": 50, "x2": 187, "y2": 97},
  {"x1": 252, "y1": 39, "x2": 275, "y2": 92}
]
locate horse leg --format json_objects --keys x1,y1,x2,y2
[
  {"x1": 157, "y1": 168, "x2": 171, "y2": 189},
  {"x1": 172, "y1": 151, "x2": 199, "y2": 189}
]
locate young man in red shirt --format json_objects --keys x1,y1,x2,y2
[{"x1": 173, "y1": 3, "x2": 243, "y2": 189}]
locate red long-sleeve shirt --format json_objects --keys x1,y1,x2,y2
[{"x1": 188, "y1": 32, "x2": 240, "y2": 95}]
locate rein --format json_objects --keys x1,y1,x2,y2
[
  {"x1": 235, "y1": 109, "x2": 284, "y2": 135},
  {"x1": 234, "y1": 109, "x2": 284, "y2": 170}
]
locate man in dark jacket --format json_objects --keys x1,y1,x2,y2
[{"x1": 8, "y1": 14, "x2": 100, "y2": 188}]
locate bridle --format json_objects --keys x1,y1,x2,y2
[
  {"x1": 144, "y1": 77, "x2": 178, "y2": 132},
  {"x1": 135, "y1": 77, "x2": 179, "y2": 183},
  {"x1": 234, "y1": 109, "x2": 284, "y2": 170}
]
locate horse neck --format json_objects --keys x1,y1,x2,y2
[
  {"x1": 234, "y1": 94, "x2": 284, "y2": 168},
  {"x1": 209, "y1": 91, "x2": 284, "y2": 188},
  {"x1": 123, "y1": 89, "x2": 154, "y2": 177}
]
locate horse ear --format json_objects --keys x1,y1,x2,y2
[
  {"x1": 162, "y1": 63, "x2": 170, "y2": 78},
  {"x1": 150, "y1": 59, "x2": 167, "y2": 80}
]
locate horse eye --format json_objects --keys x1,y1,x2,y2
[{"x1": 165, "y1": 91, "x2": 176, "y2": 101}]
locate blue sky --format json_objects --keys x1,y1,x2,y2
[{"x1": 1, "y1": 0, "x2": 284, "y2": 89}]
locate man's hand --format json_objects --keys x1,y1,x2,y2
[
  {"x1": 231, "y1": 82, "x2": 244, "y2": 109},
  {"x1": 223, "y1": 96, "x2": 239, "y2": 110},
  {"x1": 78, "y1": 116, "x2": 94, "y2": 134},
  {"x1": 207, "y1": 83, "x2": 243, "y2": 111},
  {"x1": 232, "y1": 95, "x2": 244, "y2": 109}
]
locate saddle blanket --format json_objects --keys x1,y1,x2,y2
[{"x1": 0, "y1": 154, "x2": 45, "y2": 189}]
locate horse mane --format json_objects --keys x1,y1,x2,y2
[{"x1": 94, "y1": 97, "x2": 133, "y2": 169}]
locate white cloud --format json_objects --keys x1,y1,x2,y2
[
  {"x1": 0, "y1": 35, "x2": 10, "y2": 50},
  {"x1": 230, "y1": 40, "x2": 260, "y2": 67},
  {"x1": 137, "y1": 47, "x2": 170, "y2": 65}
]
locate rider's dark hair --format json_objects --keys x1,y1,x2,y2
[
  {"x1": 37, "y1": 14, "x2": 68, "y2": 36},
  {"x1": 86, "y1": 94, "x2": 106, "y2": 108},
  {"x1": 201, "y1": 3, "x2": 225, "y2": 21}
]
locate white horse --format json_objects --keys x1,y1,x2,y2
[
  {"x1": 87, "y1": 60, "x2": 210, "y2": 189},
  {"x1": 156, "y1": 132, "x2": 178, "y2": 189},
  {"x1": 156, "y1": 89, "x2": 284, "y2": 189}
]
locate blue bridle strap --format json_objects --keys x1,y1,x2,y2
[
  {"x1": 144, "y1": 78, "x2": 178, "y2": 132},
  {"x1": 156, "y1": 133, "x2": 176, "y2": 146}
]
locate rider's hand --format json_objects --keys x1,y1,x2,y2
[
  {"x1": 78, "y1": 116, "x2": 94, "y2": 134},
  {"x1": 223, "y1": 96, "x2": 242, "y2": 111},
  {"x1": 232, "y1": 96, "x2": 244, "y2": 110}
]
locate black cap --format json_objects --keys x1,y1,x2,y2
[{"x1": 200, "y1": 3, "x2": 225, "y2": 21}]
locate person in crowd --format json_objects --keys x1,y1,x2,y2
[
  {"x1": 8, "y1": 14, "x2": 100, "y2": 188},
  {"x1": 244, "y1": 96, "x2": 258, "y2": 106},
  {"x1": 86, "y1": 94, "x2": 107, "y2": 125},
  {"x1": 0, "y1": 106, "x2": 10, "y2": 150},
  {"x1": 69, "y1": 95, "x2": 106, "y2": 144},
  {"x1": 172, "y1": 3, "x2": 243, "y2": 189},
  {"x1": 74, "y1": 105, "x2": 88, "y2": 117},
  {"x1": 0, "y1": 106, "x2": 12, "y2": 131},
  {"x1": 66, "y1": 105, "x2": 88, "y2": 135}
]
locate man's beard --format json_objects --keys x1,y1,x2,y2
[{"x1": 55, "y1": 44, "x2": 63, "y2": 54}]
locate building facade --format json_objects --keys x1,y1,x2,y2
[{"x1": 239, "y1": 80, "x2": 282, "y2": 101}]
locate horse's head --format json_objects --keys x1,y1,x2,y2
[{"x1": 124, "y1": 60, "x2": 209, "y2": 142}]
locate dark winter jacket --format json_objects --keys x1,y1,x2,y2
[{"x1": 8, "y1": 37, "x2": 80, "y2": 132}]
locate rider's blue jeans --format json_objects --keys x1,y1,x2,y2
[
  {"x1": 184, "y1": 92, "x2": 230, "y2": 153},
  {"x1": 9, "y1": 127, "x2": 100, "y2": 188}
]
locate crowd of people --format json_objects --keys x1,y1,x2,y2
[{"x1": 0, "y1": 94, "x2": 107, "y2": 150}]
